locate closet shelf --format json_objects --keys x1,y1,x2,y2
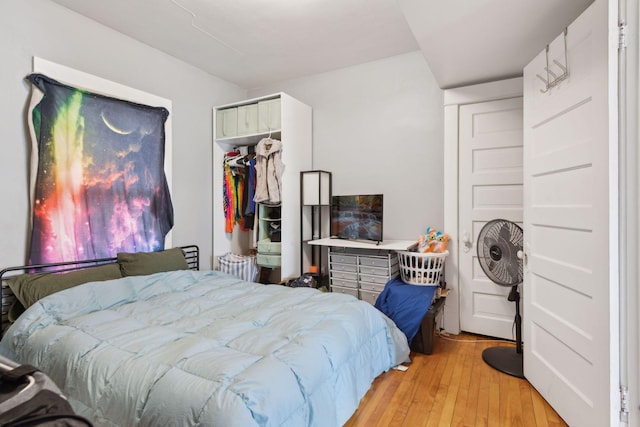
[{"x1": 216, "y1": 130, "x2": 282, "y2": 148}]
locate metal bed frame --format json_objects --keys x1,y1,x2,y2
[{"x1": 0, "y1": 245, "x2": 199, "y2": 334}]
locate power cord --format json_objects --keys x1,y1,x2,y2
[{"x1": 436, "y1": 329, "x2": 516, "y2": 345}]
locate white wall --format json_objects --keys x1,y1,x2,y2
[
  {"x1": 1, "y1": 2, "x2": 445, "y2": 266},
  {"x1": 248, "y1": 51, "x2": 444, "y2": 240},
  {"x1": 0, "y1": 0, "x2": 246, "y2": 267}
]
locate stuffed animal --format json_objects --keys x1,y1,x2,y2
[
  {"x1": 426, "y1": 232, "x2": 450, "y2": 253},
  {"x1": 418, "y1": 227, "x2": 450, "y2": 253}
]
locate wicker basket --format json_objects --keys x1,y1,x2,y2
[{"x1": 397, "y1": 250, "x2": 448, "y2": 286}]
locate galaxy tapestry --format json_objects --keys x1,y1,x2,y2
[{"x1": 26, "y1": 73, "x2": 173, "y2": 265}]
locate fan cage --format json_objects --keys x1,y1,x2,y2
[
  {"x1": 477, "y1": 219, "x2": 523, "y2": 287},
  {"x1": 478, "y1": 246, "x2": 523, "y2": 286},
  {"x1": 397, "y1": 250, "x2": 448, "y2": 286}
]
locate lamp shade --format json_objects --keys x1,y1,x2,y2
[{"x1": 301, "y1": 170, "x2": 331, "y2": 205}]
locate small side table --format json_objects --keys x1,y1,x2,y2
[{"x1": 410, "y1": 297, "x2": 446, "y2": 355}]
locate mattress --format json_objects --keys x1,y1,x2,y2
[{"x1": 0, "y1": 270, "x2": 409, "y2": 426}]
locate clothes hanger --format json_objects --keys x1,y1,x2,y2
[
  {"x1": 224, "y1": 151, "x2": 243, "y2": 170},
  {"x1": 261, "y1": 129, "x2": 274, "y2": 150},
  {"x1": 226, "y1": 154, "x2": 247, "y2": 169}
]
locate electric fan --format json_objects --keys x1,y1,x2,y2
[{"x1": 476, "y1": 219, "x2": 524, "y2": 378}]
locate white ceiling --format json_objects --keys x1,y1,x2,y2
[
  {"x1": 50, "y1": 0, "x2": 593, "y2": 90},
  {"x1": 398, "y1": 0, "x2": 594, "y2": 88}
]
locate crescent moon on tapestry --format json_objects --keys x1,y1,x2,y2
[{"x1": 101, "y1": 110, "x2": 135, "y2": 135}]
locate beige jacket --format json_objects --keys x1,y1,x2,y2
[{"x1": 253, "y1": 138, "x2": 284, "y2": 204}]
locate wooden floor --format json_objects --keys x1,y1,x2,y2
[{"x1": 344, "y1": 333, "x2": 568, "y2": 427}]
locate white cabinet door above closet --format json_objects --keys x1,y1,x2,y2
[
  {"x1": 237, "y1": 104, "x2": 258, "y2": 136},
  {"x1": 215, "y1": 108, "x2": 237, "y2": 139},
  {"x1": 258, "y1": 98, "x2": 281, "y2": 133}
]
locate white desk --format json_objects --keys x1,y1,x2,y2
[
  {"x1": 309, "y1": 237, "x2": 416, "y2": 304},
  {"x1": 308, "y1": 237, "x2": 417, "y2": 251}
]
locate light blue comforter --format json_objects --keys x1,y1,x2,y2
[{"x1": 0, "y1": 270, "x2": 409, "y2": 426}]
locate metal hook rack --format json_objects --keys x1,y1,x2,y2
[{"x1": 536, "y1": 28, "x2": 569, "y2": 93}]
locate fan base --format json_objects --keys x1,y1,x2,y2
[{"x1": 482, "y1": 346, "x2": 524, "y2": 379}]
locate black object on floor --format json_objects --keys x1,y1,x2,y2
[{"x1": 410, "y1": 297, "x2": 446, "y2": 355}]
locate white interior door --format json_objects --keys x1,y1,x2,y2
[
  {"x1": 523, "y1": 1, "x2": 618, "y2": 426},
  {"x1": 459, "y1": 97, "x2": 523, "y2": 339}
]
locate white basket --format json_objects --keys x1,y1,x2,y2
[{"x1": 396, "y1": 250, "x2": 448, "y2": 286}]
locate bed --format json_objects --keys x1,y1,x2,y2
[{"x1": 0, "y1": 246, "x2": 410, "y2": 426}]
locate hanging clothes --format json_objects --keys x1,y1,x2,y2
[
  {"x1": 223, "y1": 154, "x2": 238, "y2": 233},
  {"x1": 254, "y1": 138, "x2": 284, "y2": 204},
  {"x1": 243, "y1": 156, "x2": 257, "y2": 229},
  {"x1": 223, "y1": 151, "x2": 256, "y2": 233}
]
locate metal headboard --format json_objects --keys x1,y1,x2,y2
[{"x1": 0, "y1": 245, "x2": 199, "y2": 333}]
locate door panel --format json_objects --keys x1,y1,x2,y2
[
  {"x1": 459, "y1": 97, "x2": 523, "y2": 339},
  {"x1": 522, "y1": 1, "x2": 617, "y2": 425}
]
